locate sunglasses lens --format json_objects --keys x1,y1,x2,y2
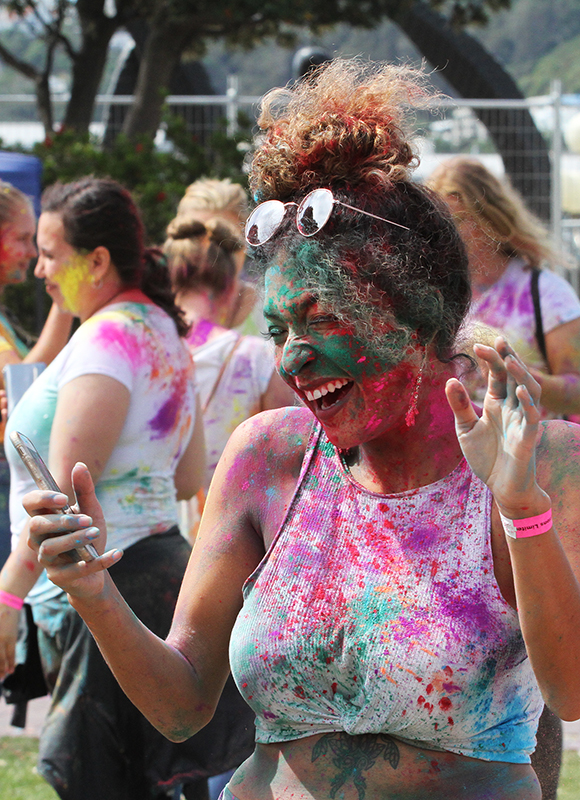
[
  {"x1": 296, "y1": 189, "x2": 334, "y2": 237},
  {"x1": 245, "y1": 201, "x2": 287, "y2": 245}
]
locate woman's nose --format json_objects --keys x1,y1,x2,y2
[{"x1": 280, "y1": 338, "x2": 315, "y2": 377}]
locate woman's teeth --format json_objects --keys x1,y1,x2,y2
[{"x1": 305, "y1": 378, "x2": 350, "y2": 403}]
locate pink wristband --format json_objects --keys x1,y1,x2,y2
[
  {"x1": 499, "y1": 508, "x2": 553, "y2": 540},
  {"x1": 0, "y1": 590, "x2": 24, "y2": 610}
]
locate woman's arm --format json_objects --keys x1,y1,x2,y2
[
  {"x1": 48, "y1": 373, "x2": 130, "y2": 494},
  {"x1": 174, "y1": 392, "x2": 206, "y2": 501},
  {"x1": 25, "y1": 415, "x2": 274, "y2": 739},
  {"x1": 0, "y1": 373, "x2": 129, "y2": 677},
  {"x1": 0, "y1": 517, "x2": 44, "y2": 678},
  {"x1": 530, "y1": 316, "x2": 580, "y2": 416},
  {"x1": 25, "y1": 407, "x2": 309, "y2": 739},
  {"x1": 24, "y1": 303, "x2": 73, "y2": 368},
  {"x1": 446, "y1": 336, "x2": 580, "y2": 720}
]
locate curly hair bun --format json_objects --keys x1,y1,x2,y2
[{"x1": 249, "y1": 58, "x2": 433, "y2": 202}]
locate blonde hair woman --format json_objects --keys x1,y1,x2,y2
[
  {"x1": 0, "y1": 181, "x2": 72, "y2": 567},
  {"x1": 163, "y1": 206, "x2": 294, "y2": 494},
  {"x1": 427, "y1": 157, "x2": 580, "y2": 420}
]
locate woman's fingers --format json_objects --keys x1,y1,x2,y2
[
  {"x1": 69, "y1": 462, "x2": 107, "y2": 532},
  {"x1": 473, "y1": 342, "x2": 511, "y2": 400},
  {"x1": 445, "y1": 377, "x2": 479, "y2": 430},
  {"x1": 34, "y1": 522, "x2": 100, "y2": 564},
  {"x1": 22, "y1": 489, "x2": 70, "y2": 517},
  {"x1": 473, "y1": 336, "x2": 542, "y2": 410}
]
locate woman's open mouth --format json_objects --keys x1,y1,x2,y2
[{"x1": 304, "y1": 378, "x2": 354, "y2": 410}]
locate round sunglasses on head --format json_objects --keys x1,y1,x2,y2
[{"x1": 245, "y1": 187, "x2": 409, "y2": 246}]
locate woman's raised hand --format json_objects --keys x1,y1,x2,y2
[
  {"x1": 445, "y1": 336, "x2": 549, "y2": 516},
  {"x1": 24, "y1": 462, "x2": 122, "y2": 599}
]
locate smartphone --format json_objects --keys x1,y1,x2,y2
[{"x1": 9, "y1": 430, "x2": 98, "y2": 563}]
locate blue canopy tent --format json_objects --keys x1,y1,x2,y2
[
  {"x1": 0, "y1": 151, "x2": 44, "y2": 333},
  {"x1": 0, "y1": 151, "x2": 42, "y2": 215}
]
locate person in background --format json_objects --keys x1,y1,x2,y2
[
  {"x1": 163, "y1": 202, "x2": 295, "y2": 498},
  {"x1": 427, "y1": 156, "x2": 580, "y2": 422},
  {"x1": 21, "y1": 60, "x2": 580, "y2": 800},
  {"x1": 0, "y1": 180, "x2": 72, "y2": 567},
  {"x1": 0, "y1": 177, "x2": 208, "y2": 800},
  {"x1": 427, "y1": 155, "x2": 580, "y2": 800},
  {"x1": 173, "y1": 178, "x2": 258, "y2": 333}
]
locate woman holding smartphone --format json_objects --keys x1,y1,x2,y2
[{"x1": 0, "y1": 178, "x2": 206, "y2": 800}]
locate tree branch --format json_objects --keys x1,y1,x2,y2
[{"x1": 0, "y1": 39, "x2": 39, "y2": 80}]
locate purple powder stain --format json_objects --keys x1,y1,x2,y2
[
  {"x1": 400, "y1": 525, "x2": 439, "y2": 552},
  {"x1": 149, "y1": 386, "x2": 181, "y2": 439},
  {"x1": 434, "y1": 582, "x2": 493, "y2": 636}
]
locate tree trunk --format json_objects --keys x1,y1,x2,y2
[
  {"x1": 393, "y1": 2, "x2": 552, "y2": 220},
  {"x1": 63, "y1": 26, "x2": 117, "y2": 132},
  {"x1": 121, "y1": 20, "x2": 197, "y2": 139},
  {"x1": 63, "y1": 5, "x2": 119, "y2": 133},
  {"x1": 35, "y1": 73, "x2": 54, "y2": 135}
]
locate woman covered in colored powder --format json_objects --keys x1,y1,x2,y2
[
  {"x1": 0, "y1": 177, "x2": 211, "y2": 799},
  {"x1": 18, "y1": 64, "x2": 580, "y2": 800},
  {"x1": 427, "y1": 157, "x2": 580, "y2": 422},
  {"x1": 0, "y1": 181, "x2": 72, "y2": 566},
  {"x1": 163, "y1": 181, "x2": 295, "y2": 495}
]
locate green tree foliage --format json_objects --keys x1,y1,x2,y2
[
  {"x1": 0, "y1": 0, "x2": 512, "y2": 140},
  {"x1": 2, "y1": 111, "x2": 251, "y2": 334}
]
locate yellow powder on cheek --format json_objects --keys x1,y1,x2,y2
[{"x1": 54, "y1": 253, "x2": 92, "y2": 312}]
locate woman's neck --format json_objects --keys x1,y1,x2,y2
[
  {"x1": 468, "y1": 239, "x2": 511, "y2": 298},
  {"x1": 348, "y1": 365, "x2": 465, "y2": 494},
  {"x1": 79, "y1": 280, "x2": 127, "y2": 323},
  {"x1": 175, "y1": 290, "x2": 232, "y2": 341}
]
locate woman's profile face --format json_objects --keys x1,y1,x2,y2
[
  {"x1": 0, "y1": 203, "x2": 37, "y2": 286},
  {"x1": 263, "y1": 259, "x2": 417, "y2": 450},
  {"x1": 35, "y1": 211, "x2": 92, "y2": 315}
]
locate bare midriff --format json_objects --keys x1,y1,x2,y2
[{"x1": 228, "y1": 732, "x2": 540, "y2": 800}]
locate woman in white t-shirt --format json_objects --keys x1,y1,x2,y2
[
  {"x1": 163, "y1": 190, "x2": 295, "y2": 494},
  {"x1": 0, "y1": 178, "x2": 207, "y2": 800}
]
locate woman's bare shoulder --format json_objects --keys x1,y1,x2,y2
[
  {"x1": 223, "y1": 405, "x2": 315, "y2": 475},
  {"x1": 207, "y1": 406, "x2": 315, "y2": 541}
]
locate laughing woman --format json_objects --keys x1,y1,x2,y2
[{"x1": 20, "y1": 62, "x2": 580, "y2": 800}]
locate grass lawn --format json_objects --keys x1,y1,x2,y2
[
  {"x1": 0, "y1": 736, "x2": 58, "y2": 799},
  {"x1": 558, "y1": 750, "x2": 580, "y2": 799},
  {"x1": 0, "y1": 735, "x2": 579, "y2": 798}
]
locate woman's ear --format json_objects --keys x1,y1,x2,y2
[{"x1": 89, "y1": 245, "x2": 112, "y2": 284}]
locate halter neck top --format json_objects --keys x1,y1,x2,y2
[{"x1": 229, "y1": 421, "x2": 543, "y2": 763}]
